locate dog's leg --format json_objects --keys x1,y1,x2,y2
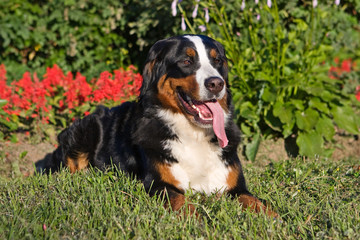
[
  {"x1": 145, "y1": 161, "x2": 197, "y2": 217},
  {"x1": 237, "y1": 194, "x2": 278, "y2": 218},
  {"x1": 36, "y1": 111, "x2": 103, "y2": 174},
  {"x1": 227, "y1": 163, "x2": 278, "y2": 218},
  {"x1": 163, "y1": 188, "x2": 197, "y2": 217}
]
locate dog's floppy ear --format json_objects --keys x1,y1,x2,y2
[
  {"x1": 213, "y1": 39, "x2": 229, "y2": 85},
  {"x1": 139, "y1": 38, "x2": 175, "y2": 100}
]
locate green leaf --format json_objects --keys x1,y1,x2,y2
[
  {"x1": 295, "y1": 108, "x2": 319, "y2": 131},
  {"x1": 290, "y1": 99, "x2": 304, "y2": 110},
  {"x1": 331, "y1": 105, "x2": 359, "y2": 134},
  {"x1": 319, "y1": 91, "x2": 334, "y2": 102},
  {"x1": 0, "y1": 99, "x2": 8, "y2": 107},
  {"x1": 296, "y1": 131, "x2": 324, "y2": 157},
  {"x1": 245, "y1": 132, "x2": 261, "y2": 162},
  {"x1": 240, "y1": 102, "x2": 258, "y2": 121},
  {"x1": 261, "y1": 87, "x2": 277, "y2": 103},
  {"x1": 282, "y1": 120, "x2": 295, "y2": 138},
  {"x1": 273, "y1": 102, "x2": 294, "y2": 125},
  {"x1": 305, "y1": 84, "x2": 324, "y2": 97},
  {"x1": 19, "y1": 151, "x2": 28, "y2": 160},
  {"x1": 0, "y1": 117, "x2": 18, "y2": 131},
  {"x1": 283, "y1": 66, "x2": 293, "y2": 76},
  {"x1": 10, "y1": 134, "x2": 18, "y2": 143},
  {"x1": 294, "y1": 19, "x2": 308, "y2": 31},
  {"x1": 264, "y1": 111, "x2": 282, "y2": 132},
  {"x1": 240, "y1": 123, "x2": 252, "y2": 136},
  {"x1": 254, "y1": 71, "x2": 272, "y2": 82},
  {"x1": 309, "y1": 97, "x2": 330, "y2": 115},
  {"x1": 316, "y1": 116, "x2": 335, "y2": 142}
]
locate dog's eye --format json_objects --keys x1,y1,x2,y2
[
  {"x1": 183, "y1": 59, "x2": 192, "y2": 65},
  {"x1": 214, "y1": 58, "x2": 221, "y2": 64}
]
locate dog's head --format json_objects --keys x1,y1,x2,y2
[{"x1": 140, "y1": 35, "x2": 230, "y2": 147}]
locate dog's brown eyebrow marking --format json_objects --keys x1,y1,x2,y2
[
  {"x1": 186, "y1": 48, "x2": 196, "y2": 57},
  {"x1": 210, "y1": 49, "x2": 218, "y2": 58}
]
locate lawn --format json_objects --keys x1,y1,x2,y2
[
  {"x1": 1, "y1": 0, "x2": 360, "y2": 238},
  {"x1": 0, "y1": 151, "x2": 359, "y2": 239}
]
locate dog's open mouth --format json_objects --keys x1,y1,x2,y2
[{"x1": 177, "y1": 90, "x2": 228, "y2": 148}]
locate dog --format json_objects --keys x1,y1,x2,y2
[{"x1": 37, "y1": 35, "x2": 277, "y2": 218}]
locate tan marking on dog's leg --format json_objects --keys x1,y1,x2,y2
[
  {"x1": 155, "y1": 162, "x2": 181, "y2": 188},
  {"x1": 66, "y1": 153, "x2": 89, "y2": 173},
  {"x1": 66, "y1": 157, "x2": 77, "y2": 173},
  {"x1": 77, "y1": 153, "x2": 89, "y2": 171},
  {"x1": 226, "y1": 165, "x2": 239, "y2": 190},
  {"x1": 238, "y1": 194, "x2": 278, "y2": 218},
  {"x1": 165, "y1": 192, "x2": 197, "y2": 217}
]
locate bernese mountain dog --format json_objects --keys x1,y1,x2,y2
[{"x1": 38, "y1": 35, "x2": 278, "y2": 218}]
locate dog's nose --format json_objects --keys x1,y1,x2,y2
[{"x1": 204, "y1": 77, "x2": 224, "y2": 95}]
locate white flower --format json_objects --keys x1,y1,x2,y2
[
  {"x1": 335, "y1": 0, "x2": 340, "y2": 5},
  {"x1": 204, "y1": 8, "x2": 210, "y2": 23},
  {"x1": 241, "y1": 0, "x2": 245, "y2": 11},
  {"x1": 192, "y1": 4, "x2": 199, "y2": 18},
  {"x1": 198, "y1": 25, "x2": 206, "y2": 32},
  {"x1": 171, "y1": 0, "x2": 177, "y2": 17},
  {"x1": 267, "y1": 0, "x2": 272, "y2": 8},
  {"x1": 181, "y1": 15, "x2": 186, "y2": 31},
  {"x1": 313, "y1": 0, "x2": 318, "y2": 8}
]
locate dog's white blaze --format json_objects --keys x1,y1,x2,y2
[
  {"x1": 184, "y1": 35, "x2": 226, "y2": 100},
  {"x1": 158, "y1": 109, "x2": 230, "y2": 194}
]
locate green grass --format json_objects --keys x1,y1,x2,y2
[{"x1": 0, "y1": 157, "x2": 359, "y2": 239}]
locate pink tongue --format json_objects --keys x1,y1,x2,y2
[{"x1": 204, "y1": 101, "x2": 228, "y2": 148}]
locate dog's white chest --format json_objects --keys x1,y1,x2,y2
[
  {"x1": 159, "y1": 110, "x2": 230, "y2": 194},
  {"x1": 165, "y1": 131, "x2": 229, "y2": 194}
]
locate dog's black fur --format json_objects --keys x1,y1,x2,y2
[{"x1": 37, "y1": 35, "x2": 277, "y2": 217}]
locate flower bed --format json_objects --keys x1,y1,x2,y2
[
  {"x1": 0, "y1": 64, "x2": 142, "y2": 138},
  {"x1": 328, "y1": 58, "x2": 360, "y2": 101}
]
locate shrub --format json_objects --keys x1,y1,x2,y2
[
  {"x1": 0, "y1": 64, "x2": 142, "y2": 140},
  {"x1": 0, "y1": 0, "x2": 181, "y2": 80},
  {"x1": 174, "y1": 0, "x2": 360, "y2": 159}
]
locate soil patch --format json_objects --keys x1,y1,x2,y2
[
  {"x1": 0, "y1": 132, "x2": 359, "y2": 178},
  {"x1": 241, "y1": 132, "x2": 360, "y2": 167},
  {"x1": 0, "y1": 136, "x2": 55, "y2": 177}
]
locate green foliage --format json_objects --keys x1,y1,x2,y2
[
  {"x1": 0, "y1": 0, "x2": 126, "y2": 80},
  {"x1": 177, "y1": 0, "x2": 360, "y2": 160},
  {"x1": 0, "y1": 100, "x2": 18, "y2": 133},
  {"x1": 0, "y1": 0, "x2": 181, "y2": 80}
]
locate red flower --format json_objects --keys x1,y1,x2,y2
[
  {"x1": 341, "y1": 59, "x2": 352, "y2": 72},
  {"x1": 356, "y1": 86, "x2": 360, "y2": 102},
  {"x1": 328, "y1": 58, "x2": 355, "y2": 79},
  {"x1": 1, "y1": 64, "x2": 143, "y2": 128}
]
